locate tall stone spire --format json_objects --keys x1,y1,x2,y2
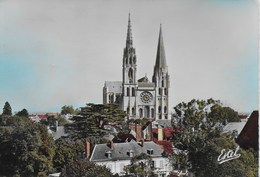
[
  {"x1": 126, "y1": 13, "x2": 133, "y2": 47},
  {"x1": 153, "y1": 24, "x2": 167, "y2": 77}
]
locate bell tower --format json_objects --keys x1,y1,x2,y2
[
  {"x1": 122, "y1": 13, "x2": 137, "y2": 118},
  {"x1": 152, "y1": 25, "x2": 170, "y2": 120}
]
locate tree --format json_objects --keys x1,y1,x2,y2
[
  {"x1": 61, "y1": 105, "x2": 76, "y2": 115},
  {"x1": 65, "y1": 103, "x2": 126, "y2": 140},
  {"x1": 172, "y1": 99, "x2": 258, "y2": 177},
  {"x1": 60, "y1": 160, "x2": 113, "y2": 177},
  {"x1": 16, "y1": 108, "x2": 29, "y2": 118},
  {"x1": 53, "y1": 138, "x2": 85, "y2": 171},
  {"x1": 2, "y1": 101, "x2": 12, "y2": 116},
  {"x1": 124, "y1": 153, "x2": 157, "y2": 177},
  {"x1": 0, "y1": 122, "x2": 55, "y2": 176}
]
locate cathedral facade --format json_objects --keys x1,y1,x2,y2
[{"x1": 103, "y1": 14, "x2": 170, "y2": 120}]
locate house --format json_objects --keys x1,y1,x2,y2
[
  {"x1": 223, "y1": 122, "x2": 247, "y2": 138},
  {"x1": 89, "y1": 141, "x2": 172, "y2": 176}
]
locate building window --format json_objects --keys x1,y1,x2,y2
[
  {"x1": 132, "y1": 107, "x2": 135, "y2": 115},
  {"x1": 127, "y1": 87, "x2": 130, "y2": 96},
  {"x1": 107, "y1": 164, "x2": 112, "y2": 170},
  {"x1": 150, "y1": 161, "x2": 155, "y2": 169},
  {"x1": 127, "y1": 107, "x2": 130, "y2": 114},
  {"x1": 128, "y1": 68, "x2": 133, "y2": 83},
  {"x1": 109, "y1": 94, "x2": 113, "y2": 103},
  {"x1": 159, "y1": 88, "x2": 161, "y2": 95},
  {"x1": 144, "y1": 106, "x2": 150, "y2": 118},
  {"x1": 164, "y1": 106, "x2": 167, "y2": 113},
  {"x1": 160, "y1": 160, "x2": 164, "y2": 169},
  {"x1": 120, "y1": 163, "x2": 124, "y2": 172},
  {"x1": 132, "y1": 87, "x2": 135, "y2": 96},
  {"x1": 158, "y1": 106, "x2": 161, "y2": 113},
  {"x1": 139, "y1": 108, "x2": 143, "y2": 118},
  {"x1": 151, "y1": 108, "x2": 154, "y2": 118},
  {"x1": 133, "y1": 56, "x2": 136, "y2": 64},
  {"x1": 164, "y1": 88, "x2": 167, "y2": 95},
  {"x1": 162, "y1": 80, "x2": 164, "y2": 87},
  {"x1": 129, "y1": 57, "x2": 132, "y2": 64}
]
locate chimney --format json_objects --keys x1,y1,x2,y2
[
  {"x1": 128, "y1": 122, "x2": 135, "y2": 132},
  {"x1": 135, "y1": 124, "x2": 142, "y2": 141},
  {"x1": 158, "y1": 127, "x2": 163, "y2": 141},
  {"x1": 139, "y1": 138, "x2": 144, "y2": 147},
  {"x1": 146, "y1": 133, "x2": 151, "y2": 141},
  {"x1": 85, "y1": 140, "x2": 91, "y2": 159},
  {"x1": 107, "y1": 140, "x2": 114, "y2": 149}
]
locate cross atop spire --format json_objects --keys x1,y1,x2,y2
[{"x1": 126, "y1": 13, "x2": 133, "y2": 47}]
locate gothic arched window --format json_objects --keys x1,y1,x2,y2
[
  {"x1": 132, "y1": 107, "x2": 135, "y2": 115},
  {"x1": 132, "y1": 88, "x2": 135, "y2": 96},
  {"x1": 151, "y1": 108, "x2": 154, "y2": 118},
  {"x1": 164, "y1": 106, "x2": 167, "y2": 113},
  {"x1": 159, "y1": 88, "x2": 162, "y2": 95},
  {"x1": 158, "y1": 106, "x2": 161, "y2": 114},
  {"x1": 128, "y1": 68, "x2": 133, "y2": 83},
  {"x1": 127, "y1": 87, "x2": 130, "y2": 96},
  {"x1": 139, "y1": 108, "x2": 143, "y2": 118},
  {"x1": 129, "y1": 57, "x2": 132, "y2": 64}
]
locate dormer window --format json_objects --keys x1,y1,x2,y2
[
  {"x1": 147, "y1": 149, "x2": 153, "y2": 155},
  {"x1": 105, "y1": 151, "x2": 112, "y2": 159},
  {"x1": 127, "y1": 150, "x2": 134, "y2": 157}
]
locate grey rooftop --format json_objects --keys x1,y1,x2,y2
[{"x1": 90, "y1": 141, "x2": 164, "y2": 162}]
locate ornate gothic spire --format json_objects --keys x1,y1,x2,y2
[
  {"x1": 126, "y1": 13, "x2": 133, "y2": 47},
  {"x1": 154, "y1": 24, "x2": 167, "y2": 74}
]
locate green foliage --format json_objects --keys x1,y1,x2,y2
[
  {"x1": 0, "y1": 119, "x2": 55, "y2": 177},
  {"x1": 173, "y1": 99, "x2": 239, "y2": 130},
  {"x1": 57, "y1": 116, "x2": 69, "y2": 126},
  {"x1": 0, "y1": 115, "x2": 30, "y2": 126},
  {"x1": 172, "y1": 99, "x2": 258, "y2": 177},
  {"x1": 66, "y1": 103, "x2": 126, "y2": 140},
  {"x1": 60, "y1": 160, "x2": 113, "y2": 177},
  {"x1": 2, "y1": 101, "x2": 12, "y2": 116},
  {"x1": 53, "y1": 138, "x2": 85, "y2": 171},
  {"x1": 16, "y1": 108, "x2": 29, "y2": 118},
  {"x1": 61, "y1": 105, "x2": 76, "y2": 115},
  {"x1": 124, "y1": 153, "x2": 157, "y2": 177}
]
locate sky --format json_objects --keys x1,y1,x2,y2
[{"x1": 0, "y1": 0, "x2": 258, "y2": 113}]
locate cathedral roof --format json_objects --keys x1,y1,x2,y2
[
  {"x1": 104, "y1": 81, "x2": 122, "y2": 93},
  {"x1": 138, "y1": 75, "x2": 150, "y2": 83}
]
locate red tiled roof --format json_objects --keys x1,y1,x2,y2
[{"x1": 38, "y1": 115, "x2": 47, "y2": 119}]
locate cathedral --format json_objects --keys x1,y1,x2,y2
[{"x1": 103, "y1": 14, "x2": 170, "y2": 120}]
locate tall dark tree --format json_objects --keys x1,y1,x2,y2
[
  {"x1": 2, "y1": 101, "x2": 12, "y2": 116},
  {"x1": 66, "y1": 103, "x2": 126, "y2": 140}
]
